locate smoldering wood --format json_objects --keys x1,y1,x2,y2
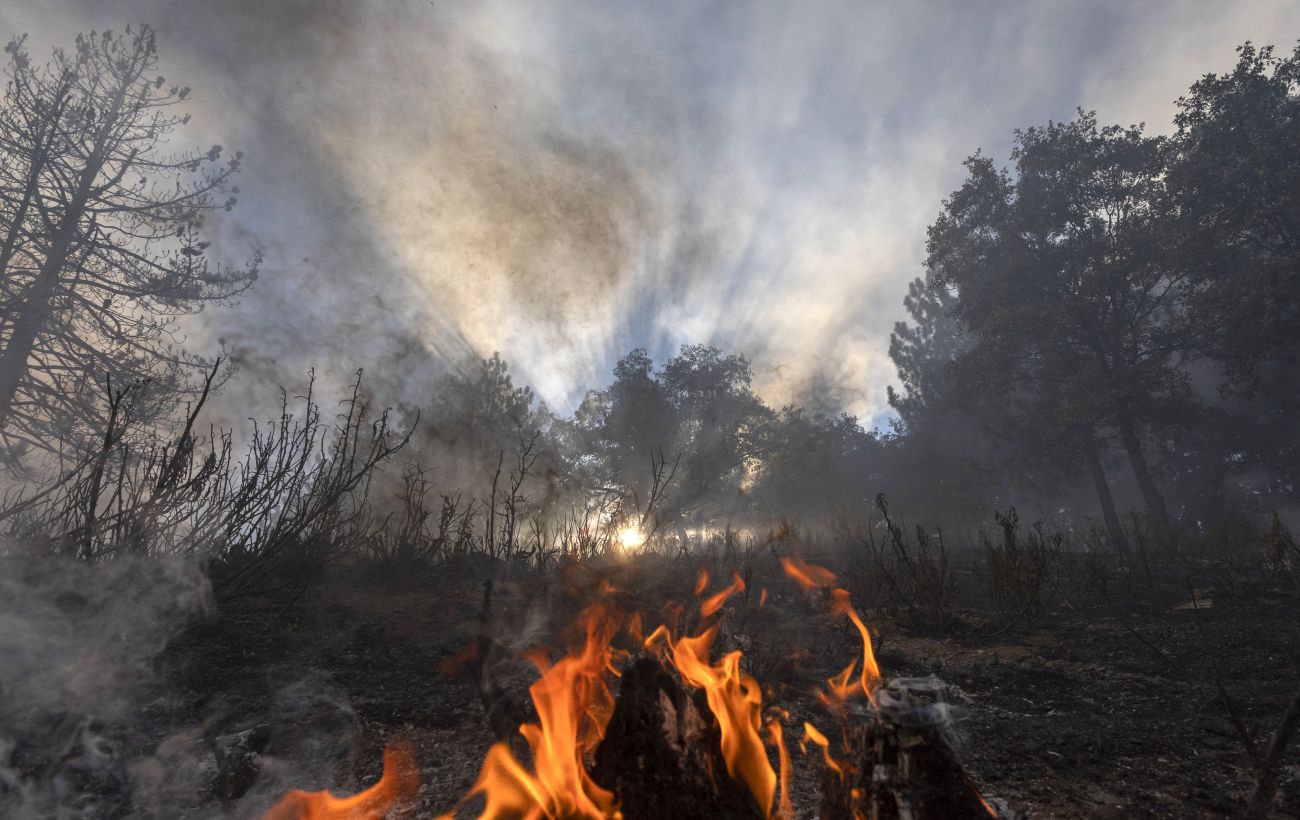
[
  {"x1": 819, "y1": 681, "x2": 1004, "y2": 820},
  {"x1": 211, "y1": 723, "x2": 272, "y2": 800},
  {"x1": 591, "y1": 656, "x2": 762, "y2": 820}
]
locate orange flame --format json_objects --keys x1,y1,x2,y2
[
  {"x1": 972, "y1": 783, "x2": 999, "y2": 817},
  {"x1": 641, "y1": 623, "x2": 671, "y2": 657},
  {"x1": 778, "y1": 556, "x2": 838, "y2": 591},
  {"x1": 457, "y1": 603, "x2": 622, "y2": 819},
  {"x1": 801, "y1": 722, "x2": 844, "y2": 777},
  {"x1": 767, "y1": 720, "x2": 793, "y2": 820},
  {"x1": 700, "y1": 571, "x2": 746, "y2": 618},
  {"x1": 666, "y1": 624, "x2": 776, "y2": 817},
  {"x1": 694, "y1": 567, "x2": 710, "y2": 598},
  {"x1": 437, "y1": 643, "x2": 478, "y2": 677},
  {"x1": 830, "y1": 589, "x2": 881, "y2": 697},
  {"x1": 816, "y1": 663, "x2": 858, "y2": 710},
  {"x1": 263, "y1": 743, "x2": 419, "y2": 820},
  {"x1": 780, "y1": 557, "x2": 881, "y2": 702}
]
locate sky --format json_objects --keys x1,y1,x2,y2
[{"x1": 3, "y1": 0, "x2": 1298, "y2": 430}]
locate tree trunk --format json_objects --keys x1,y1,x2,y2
[
  {"x1": 1084, "y1": 437, "x2": 1129, "y2": 552},
  {"x1": 0, "y1": 269, "x2": 61, "y2": 430},
  {"x1": 0, "y1": 61, "x2": 133, "y2": 437},
  {"x1": 0, "y1": 152, "x2": 46, "y2": 284},
  {"x1": 1114, "y1": 407, "x2": 1174, "y2": 546},
  {"x1": 0, "y1": 79, "x2": 70, "y2": 286}
]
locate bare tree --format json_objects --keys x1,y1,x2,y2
[{"x1": 0, "y1": 27, "x2": 257, "y2": 464}]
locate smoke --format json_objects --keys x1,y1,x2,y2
[
  {"x1": 0, "y1": 547, "x2": 210, "y2": 817},
  {"x1": 3, "y1": 0, "x2": 1296, "y2": 425},
  {"x1": 0, "y1": 546, "x2": 380, "y2": 818}
]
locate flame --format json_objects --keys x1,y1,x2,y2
[
  {"x1": 700, "y1": 571, "x2": 746, "y2": 618},
  {"x1": 830, "y1": 589, "x2": 881, "y2": 697},
  {"x1": 437, "y1": 643, "x2": 479, "y2": 677},
  {"x1": 778, "y1": 556, "x2": 838, "y2": 591},
  {"x1": 641, "y1": 623, "x2": 671, "y2": 656},
  {"x1": 780, "y1": 557, "x2": 881, "y2": 702},
  {"x1": 767, "y1": 720, "x2": 793, "y2": 820},
  {"x1": 758, "y1": 588, "x2": 768, "y2": 608},
  {"x1": 801, "y1": 722, "x2": 844, "y2": 777},
  {"x1": 972, "y1": 783, "x2": 999, "y2": 817},
  {"x1": 458, "y1": 603, "x2": 622, "y2": 819},
  {"x1": 298, "y1": 557, "x2": 895, "y2": 820},
  {"x1": 665, "y1": 624, "x2": 776, "y2": 817},
  {"x1": 816, "y1": 663, "x2": 859, "y2": 710},
  {"x1": 661, "y1": 600, "x2": 684, "y2": 636},
  {"x1": 263, "y1": 743, "x2": 419, "y2": 820}
]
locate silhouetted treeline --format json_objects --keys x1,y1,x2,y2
[
  {"x1": 1, "y1": 28, "x2": 1296, "y2": 576},
  {"x1": 889, "y1": 42, "x2": 1299, "y2": 547}
]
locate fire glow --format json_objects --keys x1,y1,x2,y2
[{"x1": 265, "y1": 556, "x2": 883, "y2": 819}]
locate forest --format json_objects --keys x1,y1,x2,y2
[{"x1": 1, "y1": 19, "x2": 1299, "y2": 820}]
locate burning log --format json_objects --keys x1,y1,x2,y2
[
  {"x1": 591, "y1": 656, "x2": 763, "y2": 819},
  {"x1": 818, "y1": 680, "x2": 1001, "y2": 820}
]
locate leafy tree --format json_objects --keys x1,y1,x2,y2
[
  {"x1": 885, "y1": 273, "x2": 1002, "y2": 523},
  {"x1": 748, "y1": 406, "x2": 881, "y2": 521},
  {"x1": 570, "y1": 348, "x2": 678, "y2": 499},
  {"x1": 427, "y1": 352, "x2": 535, "y2": 476},
  {"x1": 1169, "y1": 42, "x2": 1300, "y2": 500},
  {"x1": 0, "y1": 27, "x2": 257, "y2": 464},
  {"x1": 929, "y1": 114, "x2": 1195, "y2": 546},
  {"x1": 660, "y1": 344, "x2": 766, "y2": 519},
  {"x1": 887, "y1": 273, "x2": 968, "y2": 431}
]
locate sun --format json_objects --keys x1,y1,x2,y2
[{"x1": 616, "y1": 524, "x2": 644, "y2": 552}]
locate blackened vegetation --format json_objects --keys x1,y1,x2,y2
[{"x1": 0, "y1": 22, "x2": 1298, "y2": 820}]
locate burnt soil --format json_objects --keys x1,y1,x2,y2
[{"x1": 63, "y1": 551, "x2": 1300, "y2": 817}]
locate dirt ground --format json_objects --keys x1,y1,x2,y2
[{"x1": 110, "y1": 551, "x2": 1300, "y2": 817}]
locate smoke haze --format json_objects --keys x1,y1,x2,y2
[{"x1": 2, "y1": 0, "x2": 1296, "y2": 423}]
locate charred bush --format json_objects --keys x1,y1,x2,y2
[{"x1": 980, "y1": 508, "x2": 1059, "y2": 629}]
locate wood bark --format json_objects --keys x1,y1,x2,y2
[
  {"x1": 1085, "y1": 436, "x2": 1130, "y2": 552},
  {"x1": 819, "y1": 685, "x2": 1000, "y2": 820},
  {"x1": 591, "y1": 656, "x2": 761, "y2": 820},
  {"x1": 1115, "y1": 406, "x2": 1174, "y2": 545}
]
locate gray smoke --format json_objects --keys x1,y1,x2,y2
[
  {"x1": 0, "y1": 547, "x2": 210, "y2": 817},
  {"x1": 6, "y1": 0, "x2": 1292, "y2": 426}
]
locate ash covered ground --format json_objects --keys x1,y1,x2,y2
[{"x1": 7, "y1": 549, "x2": 1295, "y2": 819}]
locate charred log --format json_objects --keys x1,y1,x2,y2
[
  {"x1": 819, "y1": 682, "x2": 1001, "y2": 820},
  {"x1": 592, "y1": 656, "x2": 762, "y2": 820}
]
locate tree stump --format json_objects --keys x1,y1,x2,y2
[
  {"x1": 819, "y1": 681, "x2": 998, "y2": 820},
  {"x1": 591, "y1": 657, "x2": 762, "y2": 820}
]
